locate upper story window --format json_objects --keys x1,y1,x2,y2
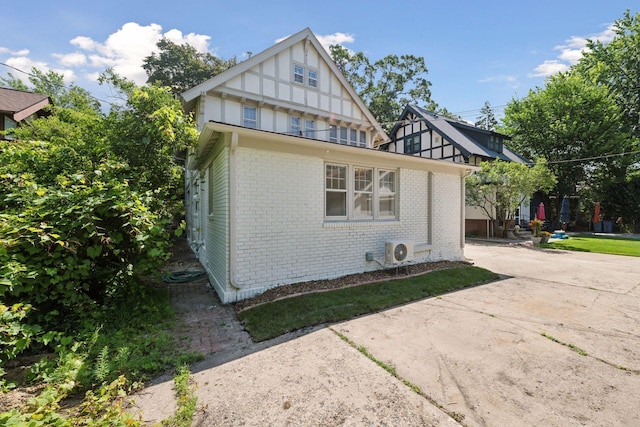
[
  {"x1": 293, "y1": 65, "x2": 304, "y2": 84},
  {"x1": 487, "y1": 135, "x2": 502, "y2": 152},
  {"x1": 308, "y1": 69, "x2": 318, "y2": 88},
  {"x1": 292, "y1": 63, "x2": 318, "y2": 88},
  {"x1": 305, "y1": 119, "x2": 315, "y2": 138},
  {"x1": 289, "y1": 116, "x2": 316, "y2": 138},
  {"x1": 243, "y1": 105, "x2": 257, "y2": 129},
  {"x1": 329, "y1": 125, "x2": 367, "y2": 147},
  {"x1": 291, "y1": 116, "x2": 302, "y2": 135},
  {"x1": 404, "y1": 135, "x2": 421, "y2": 154}
]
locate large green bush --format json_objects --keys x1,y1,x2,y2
[{"x1": 0, "y1": 73, "x2": 197, "y2": 364}]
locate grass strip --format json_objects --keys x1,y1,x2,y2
[
  {"x1": 160, "y1": 365, "x2": 198, "y2": 427},
  {"x1": 238, "y1": 266, "x2": 497, "y2": 342},
  {"x1": 331, "y1": 329, "x2": 466, "y2": 424},
  {"x1": 541, "y1": 235, "x2": 640, "y2": 257}
]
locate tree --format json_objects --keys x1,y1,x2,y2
[
  {"x1": 0, "y1": 69, "x2": 197, "y2": 349},
  {"x1": 475, "y1": 101, "x2": 497, "y2": 131},
  {"x1": 575, "y1": 10, "x2": 640, "y2": 139},
  {"x1": 466, "y1": 159, "x2": 556, "y2": 237},
  {"x1": 501, "y1": 72, "x2": 632, "y2": 199},
  {"x1": 1, "y1": 68, "x2": 101, "y2": 113},
  {"x1": 143, "y1": 38, "x2": 237, "y2": 95},
  {"x1": 329, "y1": 45, "x2": 438, "y2": 129}
]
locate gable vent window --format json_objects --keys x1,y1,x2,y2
[{"x1": 292, "y1": 63, "x2": 318, "y2": 88}]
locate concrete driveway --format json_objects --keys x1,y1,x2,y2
[
  {"x1": 134, "y1": 241, "x2": 640, "y2": 426},
  {"x1": 335, "y1": 242, "x2": 640, "y2": 426}
]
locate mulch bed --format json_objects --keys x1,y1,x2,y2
[{"x1": 233, "y1": 260, "x2": 470, "y2": 312}]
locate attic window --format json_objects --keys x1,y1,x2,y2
[
  {"x1": 293, "y1": 63, "x2": 318, "y2": 88},
  {"x1": 294, "y1": 65, "x2": 304, "y2": 84}
]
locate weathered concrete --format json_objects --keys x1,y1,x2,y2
[
  {"x1": 133, "y1": 241, "x2": 640, "y2": 426},
  {"x1": 336, "y1": 242, "x2": 640, "y2": 426}
]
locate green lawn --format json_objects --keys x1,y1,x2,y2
[
  {"x1": 542, "y1": 234, "x2": 640, "y2": 257},
  {"x1": 237, "y1": 266, "x2": 498, "y2": 342}
]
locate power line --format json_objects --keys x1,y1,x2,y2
[
  {"x1": 525, "y1": 149, "x2": 640, "y2": 166},
  {"x1": 0, "y1": 62, "x2": 116, "y2": 107}
]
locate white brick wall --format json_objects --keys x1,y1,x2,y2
[{"x1": 206, "y1": 146, "x2": 465, "y2": 303}]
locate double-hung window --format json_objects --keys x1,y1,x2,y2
[
  {"x1": 243, "y1": 105, "x2": 257, "y2": 129},
  {"x1": 293, "y1": 65, "x2": 304, "y2": 84},
  {"x1": 354, "y1": 167, "x2": 373, "y2": 218},
  {"x1": 328, "y1": 125, "x2": 367, "y2": 146},
  {"x1": 305, "y1": 119, "x2": 315, "y2": 138},
  {"x1": 325, "y1": 164, "x2": 347, "y2": 217},
  {"x1": 325, "y1": 163, "x2": 397, "y2": 220},
  {"x1": 291, "y1": 116, "x2": 302, "y2": 135},
  {"x1": 404, "y1": 135, "x2": 421, "y2": 154},
  {"x1": 293, "y1": 64, "x2": 318, "y2": 88}
]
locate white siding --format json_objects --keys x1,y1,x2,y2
[{"x1": 201, "y1": 149, "x2": 230, "y2": 296}]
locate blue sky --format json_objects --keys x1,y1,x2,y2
[{"x1": 1, "y1": 1, "x2": 637, "y2": 122}]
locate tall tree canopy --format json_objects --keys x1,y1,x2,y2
[
  {"x1": 475, "y1": 101, "x2": 498, "y2": 131},
  {"x1": 143, "y1": 38, "x2": 238, "y2": 95},
  {"x1": 329, "y1": 45, "x2": 439, "y2": 129},
  {"x1": 575, "y1": 10, "x2": 640, "y2": 139},
  {"x1": 501, "y1": 72, "x2": 631, "y2": 198}
]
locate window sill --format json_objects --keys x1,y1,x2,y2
[{"x1": 323, "y1": 220, "x2": 400, "y2": 229}]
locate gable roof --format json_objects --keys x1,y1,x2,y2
[
  {"x1": 0, "y1": 87, "x2": 51, "y2": 122},
  {"x1": 181, "y1": 27, "x2": 388, "y2": 143},
  {"x1": 394, "y1": 105, "x2": 528, "y2": 163}
]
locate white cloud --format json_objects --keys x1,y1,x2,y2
[
  {"x1": 275, "y1": 31, "x2": 355, "y2": 53},
  {"x1": 0, "y1": 47, "x2": 29, "y2": 56},
  {"x1": 531, "y1": 24, "x2": 616, "y2": 78},
  {"x1": 53, "y1": 52, "x2": 87, "y2": 67},
  {"x1": 4, "y1": 56, "x2": 76, "y2": 85},
  {"x1": 164, "y1": 29, "x2": 211, "y2": 53},
  {"x1": 64, "y1": 22, "x2": 213, "y2": 85},
  {"x1": 529, "y1": 60, "x2": 570, "y2": 78},
  {"x1": 478, "y1": 74, "x2": 519, "y2": 89},
  {"x1": 316, "y1": 32, "x2": 355, "y2": 50}
]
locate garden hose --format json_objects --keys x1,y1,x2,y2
[{"x1": 162, "y1": 270, "x2": 207, "y2": 283}]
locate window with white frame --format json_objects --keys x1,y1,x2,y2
[
  {"x1": 243, "y1": 105, "x2": 257, "y2": 129},
  {"x1": 291, "y1": 116, "x2": 302, "y2": 135},
  {"x1": 293, "y1": 65, "x2": 304, "y2": 84},
  {"x1": 325, "y1": 164, "x2": 347, "y2": 217},
  {"x1": 307, "y1": 69, "x2": 318, "y2": 87},
  {"x1": 305, "y1": 119, "x2": 315, "y2": 138},
  {"x1": 328, "y1": 125, "x2": 367, "y2": 146},
  {"x1": 292, "y1": 63, "x2": 318, "y2": 88},
  {"x1": 354, "y1": 167, "x2": 373, "y2": 218},
  {"x1": 325, "y1": 163, "x2": 397, "y2": 220},
  {"x1": 378, "y1": 169, "x2": 396, "y2": 217}
]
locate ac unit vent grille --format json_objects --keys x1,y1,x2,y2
[{"x1": 385, "y1": 241, "x2": 414, "y2": 264}]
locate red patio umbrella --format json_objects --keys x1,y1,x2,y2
[
  {"x1": 593, "y1": 202, "x2": 601, "y2": 223},
  {"x1": 537, "y1": 202, "x2": 546, "y2": 221}
]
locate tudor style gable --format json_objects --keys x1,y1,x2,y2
[
  {"x1": 385, "y1": 105, "x2": 527, "y2": 165},
  {"x1": 181, "y1": 28, "x2": 388, "y2": 149}
]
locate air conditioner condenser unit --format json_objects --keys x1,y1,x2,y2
[{"x1": 385, "y1": 241, "x2": 414, "y2": 264}]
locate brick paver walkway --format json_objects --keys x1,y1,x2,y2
[{"x1": 162, "y1": 239, "x2": 253, "y2": 357}]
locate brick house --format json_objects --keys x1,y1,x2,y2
[{"x1": 181, "y1": 28, "x2": 475, "y2": 303}]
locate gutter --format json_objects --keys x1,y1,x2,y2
[{"x1": 228, "y1": 132, "x2": 241, "y2": 289}]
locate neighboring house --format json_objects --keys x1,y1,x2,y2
[
  {"x1": 181, "y1": 28, "x2": 475, "y2": 303},
  {"x1": 382, "y1": 105, "x2": 530, "y2": 237},
  {"x1": 0, "y1": 87, "x2": 51, "y2": 140}
]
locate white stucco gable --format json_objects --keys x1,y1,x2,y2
[{"x1": 181, "y1": 28, "x2": 389, "y2": 148}]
